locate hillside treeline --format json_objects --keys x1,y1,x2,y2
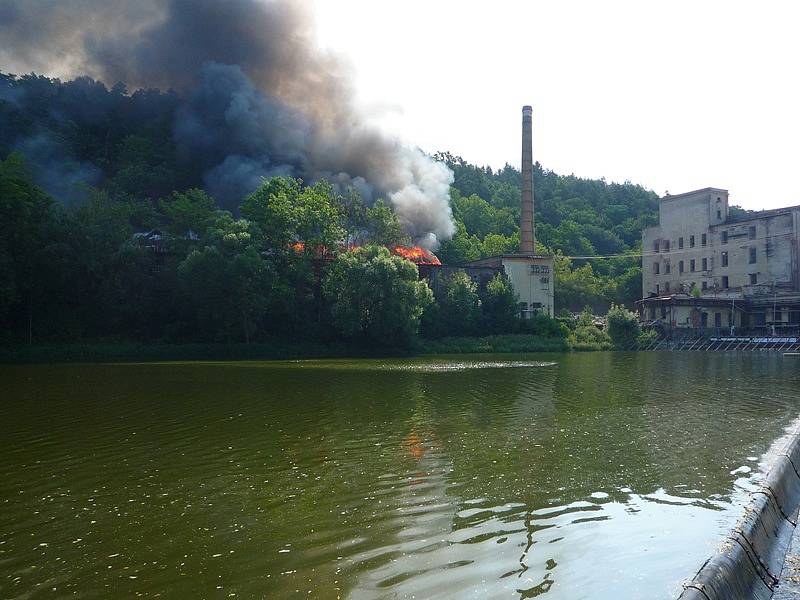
[
  {"x1": 2, "y1": 154, "x2": 564, "y2": 348},
  {"x1": 435, "y1": 152, "x2": 660, "y2": 311},
  {"x1": 1, "y1": 72, "x2": 667, "y2": 349}
]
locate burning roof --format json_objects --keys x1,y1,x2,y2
[
  {"x1": 290, "y1": 243, "x2": 440, "y2": 265},
  {"x1": 391, "y1": 246, "x2": 441, "y2": 265}
]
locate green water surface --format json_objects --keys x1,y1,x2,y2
[{"x1": 1, "y1": 352, "x2": 799, "y2": 599}]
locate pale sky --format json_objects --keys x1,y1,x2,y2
[{"x1": 312, "y1": 0, "x2": 800, "y2": 210}]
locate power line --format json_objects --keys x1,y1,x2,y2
[{"x1": 560, "y1": 231, "x2": 798, "y2": 261}]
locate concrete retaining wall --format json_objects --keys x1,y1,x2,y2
[{"x1": 678, "y1": 426, "x2": 800, "y2": 599}]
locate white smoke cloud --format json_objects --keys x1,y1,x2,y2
[{"x1": 387, "y1": 148, "x2": 455, "y2": 248}]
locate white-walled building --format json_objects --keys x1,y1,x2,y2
[
  {"x1": 639, "y1": 188, "x2": 800, "y2": 334},
  {"x1": 467, "y1": 254, "x2": 555, "y2": 317}
]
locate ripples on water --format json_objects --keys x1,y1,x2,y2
[{"x1": 1, "y1": 353, "x2": 799, "y2": 599}]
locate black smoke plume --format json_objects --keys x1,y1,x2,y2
[{"x1": 0, "y1": 0, "x2": 455, "y2": 245}]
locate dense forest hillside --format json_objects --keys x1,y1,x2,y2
[
  {"x1": 436, "y1": 152, "x2": 659, "y2": 310},
  {"x1": 1, "y1": 72, "x2": 671, "y2": 348}
]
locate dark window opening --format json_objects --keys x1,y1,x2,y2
[
  {"x1": 679, "y1": 237, "x2": 684, "y2": 249},
  {"x1": 701, "y1": 233, "x2": 707, "y2": 246},
  {"x1": 749, "y1": 273, "x2": 757, "y2": 285},
  {"x1": 701, "y1": 312, "x2": 708, "y2": 328},
  {"x1": 679, "y1": 260, "x2": 684, "y2": 273},
  {"x1": 653, "y1": 262, "x2": 659, "y2": 274},
  {"x1": 722, "y1": 276, "x2": 729, "y2": 288},
  {"x1": 690, "y1": 235, "x2": 695, "y2": 248},
  {"x1": 721, "y1": 252, "x2": 728, "y2": 267},
  {"x1": 664, "y1": 240, "x2": 670, "y2": 252},
  {"x1": 749, "y1": 225, "x2": 756, "y2": 240},
  {"x1": 715, "y1": 312, "x2": 722, "y2": 327},
  {"x1": 749, "y1": 247, "x2": 756, "y2": 264},
  {"x1": 690, "y1": 259, "x2": 696, "y2": 272},
  {"x1": 665, "y1": 262, "x2": 671, "y2": 274},
  {"x1": 653, "y1": 241, "x2": 660, "y2": 253},
  {"x1": 702, "y1": 257, "x2": 708, "y2": 271},
  {"x1": 721, "y1": 231, "x2": 728, "y2": 244},
  {"x1": 702, "y1": 281, "x2": 708, "y2": 291}
]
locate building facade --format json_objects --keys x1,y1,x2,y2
[
  {"x1": 467, "y1": 254, "x2": 555, "y2": 317},
  {"x1": 639, "y1": 188, "x2": 800, "y2": 335}
]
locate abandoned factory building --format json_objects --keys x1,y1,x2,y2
[{"x1": 638, "y1": 187, "x2": 800, "y2": 334}]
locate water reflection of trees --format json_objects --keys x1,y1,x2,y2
[{"x1": 15, "y1": 358, "x2": 795, "y2": 598}]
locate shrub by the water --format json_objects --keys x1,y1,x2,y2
[
  {"x1": 606, "y1": 303, "x2": 642, "y2": 349},
  {"x1": 567, "y1": 309, "x2": 613, "y2": 351}
]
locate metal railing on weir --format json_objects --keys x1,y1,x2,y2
[{"x1": 632, "y1": 332, "x2": 800, "y2": 352}]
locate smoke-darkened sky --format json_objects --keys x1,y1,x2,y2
[
  {"x1": 3, "y1": 0, "x2": 798, "y2": 212},
  {"x1": 0, "y1": 0, "x2": 455, "y2": 245}
]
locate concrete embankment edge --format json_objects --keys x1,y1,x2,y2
[{"x1": 678, "y1": 423, "x2": 800, "y2": 599}]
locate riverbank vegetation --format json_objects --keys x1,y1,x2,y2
[
  {"x1": 1, "y1": 153, "x2": 566, "y2": 354},
  {"x1": 1, "y1": 72, "x2": 670, "y2": 358}
]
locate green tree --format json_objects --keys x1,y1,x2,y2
[
  {"x1": 437, "y1": 221, "x2": 482, "y2": 264},
  {"x1": 160, "y1": 188, "x2": 216, "y2": 236},
  {"x1": 323, "y1": 246, "x2": 432, "y2": 346},
  {"x1": 482, "y1": 232, "x2": 517, "y2": 257},
  {"x1": 0, "y1": 153, "x2": 76, "y2": 343},
  {"x1": 554, "y1": 254, "x2": 608, "y2": 312},
  {"x1": 178, "y1": 218, "x2": 274, "y2": 343},
  {"x1": 480, "y1": 273, "x2": 519, "y2": 334},
  {"x1": 240, "y1": 177, "x2": 299, "y2": 251},
  {"x1": 241, "y1": 177, "x2": 345, "y2": 254},
  {"x1": 422, "y1": 271, "x2": 481, "y2": 338},
  {"x1": 568, "y1": 308, "x2": 613, "y2": 350},
  {"x1": 606, "y1": 303, "x2": 641, "y2": 349},
  {"x1": 364, "y1": 199, "x2": 411, "y2": 247},
  {"x1": 337, "y1": 186, "x2": 367, "y2": 248}
]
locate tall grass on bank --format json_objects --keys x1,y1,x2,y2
[
  {"x1": 1, "y1": 334, "x2": 573, "y2": 364},
  {"x1": 414, "y1": 335, "x2": 568, "y2": 354}
]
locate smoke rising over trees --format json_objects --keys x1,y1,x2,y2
[{"x1": 0, "y1": 0, "x2": 455, "y2": 246}]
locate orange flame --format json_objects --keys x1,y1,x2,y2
[
  {"x1": 392, "y1": 246, "x2": 441, "y2": 265},
  {"x1": 289, "y1": 242, "x2": 441, "y2": 265}
]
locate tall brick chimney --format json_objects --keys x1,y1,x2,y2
[{"x1": 520, "y1": 105, "x2": 535, "y2": 254}]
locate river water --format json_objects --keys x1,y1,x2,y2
[{"x1": 1, "y1": 352, "x2": 799, "y2": 599}]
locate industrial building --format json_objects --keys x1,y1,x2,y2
[
  {"x1": 422, "y1": 106, "x2": 554, "y2": 317},
  {"x1": 638, "y1": 188, "x2": 800, "y2": 336}
]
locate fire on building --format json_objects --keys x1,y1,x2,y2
[{"x1": 293, "y1": 106, "x2": 556, "y2": 319}]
